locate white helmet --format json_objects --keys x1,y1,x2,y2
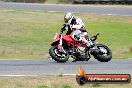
[{"x1": 64, "y1": 12, "x2": 73, "y2": 23}]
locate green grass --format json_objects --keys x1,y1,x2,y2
[
  {"x1": 47, "y1": 0, "x2": 67, "y2": 3},
  {"x1": 47, "y1": 0, "x2": 59, "y2": 3},
  {"x1": 0, "y1": 8, "x2": 132, "y2": 59}
]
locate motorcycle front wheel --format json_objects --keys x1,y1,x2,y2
[
  {"x1": 49, "y1": 46, "x2": 69, "y2": 63},
  {"x1": 93, "y1": 44, "x2": 112, "y2": 62}
]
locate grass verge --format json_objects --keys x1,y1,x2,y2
[
  {"x1": 0, "y1": 8, "x2": 131, "y2": 59},
  {"x1": 0, "y1": 76, "x2": 131, "y2": 88}
]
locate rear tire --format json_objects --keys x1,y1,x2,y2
[
  {"x1": 49, "y1": 46, "x2": 69, "y2": 63},
  {"x1": 94, "y1": 44, "x2": 112, "y2": 62}
]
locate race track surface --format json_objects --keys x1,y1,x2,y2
[
  {"x1": 0, "y1": 3, "x2": 132, "y2": 16},
  {"x1": 0, "y1": 59, "x2": 132, "y2": 76}
]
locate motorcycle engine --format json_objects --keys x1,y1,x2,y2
[
  {"x1": 75, "y1": 46, "x2": 89, "y2": 60},
  {"x1": 71, "y1": 46, "x2": 90, "y2": 61},
  {"x1": 77, "y1": 46, "x2": 85, "y2": 53}
]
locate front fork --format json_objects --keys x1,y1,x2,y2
[{"x1": 57, "y1": 35, "x2": 66, "y2": 54}]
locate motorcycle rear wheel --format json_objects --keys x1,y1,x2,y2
[{"x1": 49, "y1": 46, "x2": 69, "y2": 63}]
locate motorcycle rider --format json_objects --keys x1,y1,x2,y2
[{"x1": 62, "y1": 12, "x2": 94, "y2": 48}]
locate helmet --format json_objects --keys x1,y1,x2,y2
[{"x1": 64, "y1": 12, "x2": 73, "y2": 23}]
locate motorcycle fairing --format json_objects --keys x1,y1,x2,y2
[
  {"x1": 51, "y1": 33, "x2": 61, "y2": 46},
  {"x1": 51, "y1": 33, "x2": 75, "y2": 46},
  {"x1": 62, "y1": 35, "x2": 75, "y2": 43}
]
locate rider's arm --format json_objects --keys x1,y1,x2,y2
[{"x1": 65, "y1": 24, "x2": 72, "y2": 35}]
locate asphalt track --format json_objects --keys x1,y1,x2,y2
[
  {"x1": 0, "y1": 3, "x2": 132, "y2": 16},
  {"x1": 0, "y1": 59, "x2": 132, "y2": 76}
]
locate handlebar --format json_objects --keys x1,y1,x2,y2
[{"x1": 90, "y1": 33, "x2": 100, "y2": 41}]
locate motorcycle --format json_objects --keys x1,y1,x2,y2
[{"x1": 49, "y1": 28, "x2": 112, "y2": 63}]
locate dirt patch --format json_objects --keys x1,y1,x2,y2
[
  {"x1": 113, "y1": 48, "x2": 130, "y2": 54},
  {"x1": 129, "y1": 46, "x2": 132, "y2": 52},
  {"x1": 128, "y1": 18, "x2": 132, "y2": 23}
]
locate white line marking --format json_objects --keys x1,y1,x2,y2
[
  {"x1": 0, "y1": 75, "x2": 37, "y2": 77},
  {"x1": 0, "y1": 74, "x2": 76, "y2": 76},
  {"x1": 63, "y1": 74, "x2": 76, "y2": 76}
]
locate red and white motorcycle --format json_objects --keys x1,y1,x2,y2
[{"x1": 49, "y1": 28, "x2": 112, "y2": 63}]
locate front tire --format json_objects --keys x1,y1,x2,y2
[
  {"x1": 93, "y1": 44, "x2": 112, "y2": 62},
  {"x1": 49, "y1": 46, "x2": 69, "y2": 63}
]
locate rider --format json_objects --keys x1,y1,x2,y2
[{"x1": 61, "y1": 12, "x2": 94, "y2": 48}]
